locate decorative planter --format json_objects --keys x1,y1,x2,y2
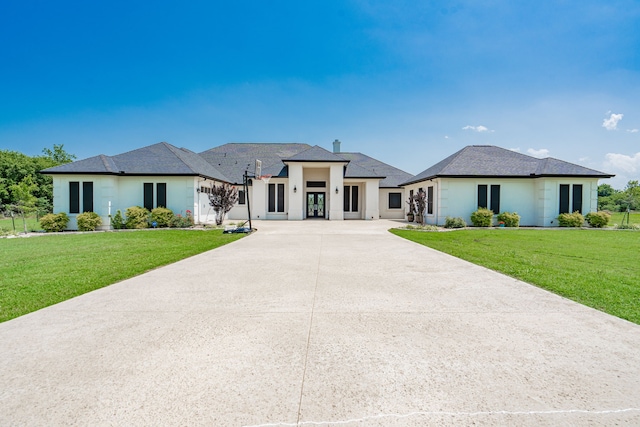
[
  {"x1": 415, "y1": 214, "x2": 424, "y2": 224},
  {"x1": 407, "y1": 213, "x2": 415, "y2": 222}
]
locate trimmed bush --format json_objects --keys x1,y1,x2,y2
[
  {"x1": 111, "y1": 210, "x2": 125, "y2": 229},
  {"x1": 497, "y1": 211, "x2": 520, "y2": 227},
  {"x1": 76, "y1": 212, "x2": 102, "y2": 231},
  {"x1": 40, "y1": 212, "x2": 69, "y2": 232},
  {"x1": 585, "y1": 211, "x2": 610, "y2": 228},
  {"x1": 557, "y1": 211, "x2": 585, "y2": 227},
  {"x1": 150, "y1": 207, "x2": 174, "y2": 228},
  {"x1": 470, "y1": 208, "x2": 493, "y2": 227},
  {"x1": 444, "y1": 216, "x2": 467, "y2": 229},
  {"x1": 125, "y1": 206, "x2": 150, "y2": 229},
  {"x1": 170, "y1": 213, "x2": 193, "y2": 228}
]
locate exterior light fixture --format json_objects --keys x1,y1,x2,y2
[
  {"x1": 294, "y1": 185, "x2": 297, "y2": 193},
  {"x1": 335, "y1": 186, "x2": 339, "y2": 194}
]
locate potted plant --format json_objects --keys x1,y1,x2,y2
[
  {"x1": 406, "y1": 195, "x2": 415, "y2": 222},
  {"x1": 414, "y1": 190, "x2": 427, "y2": 225}
]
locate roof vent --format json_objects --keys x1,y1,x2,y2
[{"x1": 333, "y1": 139, "x2": 341, "y2": 153}]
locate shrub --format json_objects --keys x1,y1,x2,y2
[
  {"x1": 470, "y1": 208, "x2": 493, "y2": 227},
  {"x1": 125, "y1": 206, "x2": 150, "y2": 229},
  {"x1": 40, "y1": 212, "x2": 69, "y2": 232},
  {"x1": 170, "y1": 213, "x2": 194, "y2": 228},
  {"x1": 150, "y1": 207, "x2": 174, "y2": 228},
  {"x1": 614, "y1": 223, "x2": 640, "y2": 230},
  {"x1": 111, "y1": 210, "x2": 125, "y2": 229},
  {"x1": 444, "y1": 216, "x2": 467, "y2": 229},
  {"x1": 557, "y1": 211, "x2": 585, "y2": 227},
  {"x1": 76, "y1": 212, "x2": 102, "y2": 231},
  {"x1": 496, "y1": 211, "x2": 520, "y2": 227},
  {"x1": 585, "y1": 211, "x2": 610, "y2": 228}
]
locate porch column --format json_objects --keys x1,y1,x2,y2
[
  {"x1": 364, "y1": 180, "x2": 379, "y2": 220},
  {"x1": 288, "y1": 163, "x2": 304, "y2": 220},
  {"x1": 329, "y1": 164, "x2": 344, "y2": 220}
]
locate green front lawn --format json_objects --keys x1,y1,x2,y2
[
  {"x1": 391, "y1": 228, "x2": 640, "y2": 324},
  {"x1": 0, "y1": 215, "x2": 41, "y2": 234},
  {"x1": 0, "y1": 230, "x2": 244, "y2": 322},
  {"x1": 609, "y1": 210, "x2": 640, "y2": 226}
]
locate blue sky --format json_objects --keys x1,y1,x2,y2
[{"x1": 1, "y1": 0, "x2": 639, "y2": 188}]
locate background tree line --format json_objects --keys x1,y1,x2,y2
[
  {"x1": 0, "y1": 145, "x2": 75, "y2": 218},
  {"x1": 598, "y1": 181, "x2": 640, "y2": 212}
]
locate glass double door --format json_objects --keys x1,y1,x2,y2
[{"x1": 306, "y1": 192, "x2": 325, "y2": 218}]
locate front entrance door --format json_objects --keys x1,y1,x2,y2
[{"x1": 307, "y1": 192, "x2": 325, "y2": 218}]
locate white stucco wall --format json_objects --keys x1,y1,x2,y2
[{"x1": 378, "y1": 188, "x2": 406, "y2": 219}]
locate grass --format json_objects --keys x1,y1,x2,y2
[
  {"x1": 0, "y1": 229, "x2": 244, "y2": 322},
  {"x1": 0, "y1": 215, "x2": 41, "y2": 234},
  {"x1": 390, "y1": 228, "x2": 640, "y2": 324},
  {"x1": 609, "y1": 210, "x2": 640, "y2": 226}
]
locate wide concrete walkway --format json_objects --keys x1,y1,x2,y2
[{"x1": 1, "y1": 220, "x2": 639, "y2": 426}]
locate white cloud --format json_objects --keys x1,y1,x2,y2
[
  {"x1": 444, "y1": 135, "x2": 449, "y2": 139},
  {"x1": 604, "y1": 152, "x2": 640, "y2": 174},
  {"x1": 462, "y1": 125, "x2": 493, "y2": 132},
  {"x1": 602, "y1": 112, "x2": 623, "y2": 130},
  {"x1": 508, "y1": 147, "x2": 521, "y2": 152},
  {"x1": 627, "y1": 128, "x2": 639, "y2": 133},
  {"x1": 527, "y1": 148, "x2": 549, "y2": 158}
]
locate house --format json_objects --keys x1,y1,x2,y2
[
  {"x1": 42, "y1": 140, "x2": 413, "y2": 229},
  {"x1": 401, "y1": 145, "x2": 614, "y2": 227}
]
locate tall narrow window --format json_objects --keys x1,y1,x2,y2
[
  {"x1": 277, "y1": 183, "x2": 285, "y2": 212},
  {"x1": 69, "y1": 182, "x2": 80, "y2": 214},
  {"x1": 144, "y1": 183, "x2": 154, "y2": 211},
  {"x1": 427, "y1": 186, "x2": 434, "y2": 215},
  {"x1": 572, "y1": 184, "x2": 583, "y2": 213},
  {"x1": 559, "y1": 184, "x2": 570, "y2": 214},
  {"x1": 268, "y1": 183, "x2": 276, "y2": 212},
  {"x1": 478, "y1": 185, "x2": 488, "y2": 209},
  {"x1": 352, "y1": 186, "x2": 359, "y2": 212},
  {"x1": 238, "y1": 190, "x2": 246, "y2": 205},
  {"x1": 157, "y1": 183, "x2": 167, "y2": 208},
  {"x1": 82, "y1": 182, "x2": 94, "y2": 212},
  {"x1": 343, "y1": 186, "x2": 350, "y2": 211},
  {"x1": 490, "y1": 185, "x2": 500, "y2": 214}
]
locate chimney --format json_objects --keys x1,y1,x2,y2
[{"x1": 332, "y1": 139, "x2": 341, "y2": 153}]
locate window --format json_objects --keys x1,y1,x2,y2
[
  {"x1": 268, "y1": 183, "x2": 285, "y2": 212},
  {"x1": 144, "y1": 183, "x2": 154, "y2": 211},
  {"x1": 478, "y1": 185, "x2": 488, "y2": 209},
  {"x1": 69, "y1": 182, "x2": 80, "y2": 213},
  {"x1": 427, "y1": 186, "x2": 434, "y2": 215},
  {"x1": 572, "y1": 184, "x2": 583, "y2": 213},
  {"x1": 490, "y1": 185, "x2": 500, "y2": 214},
  {"x1": 478, "y1": 184, "x2": 500, "y2": 213},
  {"x1": 388, "y1": 192, "x2": 402, "y2": 209},
  {"x1": 559, "y1": 184, "x2": 582, "y2": 214},
  {"x1": 157, "y1": 183, "x2": 166, "y2": 208},
  {"x1": 344, "y1": 185, "x2": 358, "y2": 212},
  {"x1": 238, "y1": 190, "x2": 246, "y2": 205},
  {"x1": 82, "y1": 182, "x2": 94, "y2": 212},
  {"x1": 306, "y1": 181, "x2": 326, "y2": 188}
]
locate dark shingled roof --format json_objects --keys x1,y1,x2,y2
[
  {"x1": 338, "y1": 152, "x2": 413, "y2": 187},
  {"x1": 283, "y1": 145, "x2": 349, "y2": 163},
  {"x1": 199, "y1": 143, "x2": 311, "y2": 184},
  {"x1": 42, "y1": 142, "x2": 231, "y2": 182},
  {"x1": 402, "y1": 145, "x2": 614, "y2": 185}
]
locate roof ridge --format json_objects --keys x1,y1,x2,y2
[{"x1": 165, "y1": 143, "x2": 198, "y2": 174}]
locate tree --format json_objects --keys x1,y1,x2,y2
[
  {"x1": 9, "y1": 176, "x2": 38, "y2": 232},
  {"x1": 42, "y1": 144, "x2": 76, "y2": 164},
  {"x1": 208, "y1": 183, "x2": 239, "y2": 225}
]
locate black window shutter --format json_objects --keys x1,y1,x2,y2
[
  {"x1": 82, "y1": 182, "x2": 94, "y2": 213},
  {"x1": 69, "y1": 182, "x2": 80, "y2": 213},
  {"x1": 352, "y1": 186, "x2": 359, "y2": 211},
  {"x1": 427, "y1": 186, "x2": 434, "y2": 214},
  {"x1": 144, "y1": 183, "x2": 153, "y2": 211},
  {"x1": 572, "y1": 184, "x2": 583, "y2": 213},
  {"x1": 559, "y1": 184, "x2": 570, "y2": 214},
  {"x1": 277, "y1": 183, "x2": 285, "y2": 212},
  {"x1": 343, "y1": 186, "x2": 350, "y2": 211},
  {"x1": 490, "y1": 185, "x2": 500, "y2": 213},
  {"x1": 268, "y1": 183, "x2": 276, "y2": 212},
  {"x1": 478, "y1": 185, "x2": 488, "y2": 209},
  {"x1": 238, "y1": 190, "x2": 245, "y2": 205},
  {"x1": 156, "y1": 183, "x2": 167, "y2": 208}
]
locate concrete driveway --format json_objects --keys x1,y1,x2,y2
[{"x1": 1, "y1": 220, "x2": 639, "y2": 426}]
